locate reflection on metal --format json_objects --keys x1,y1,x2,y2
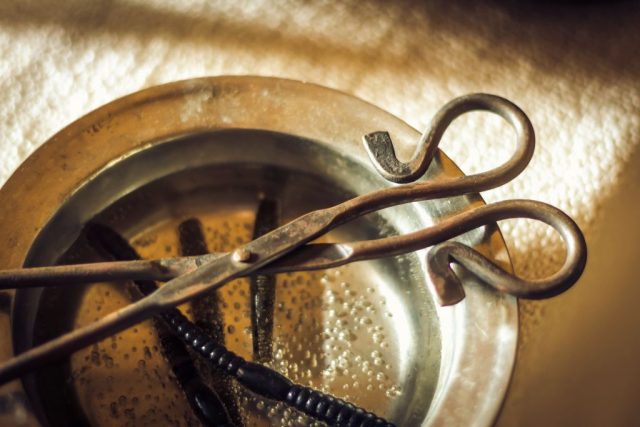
[
  {"x1": 0, "y1": 77, "x2": 589, "y2": 426},
  {"x1": 177, "y1": 218, "x2": 240, "y2": 424},
  {"x1": 0, "y1": 200, "x2": 585, "y2": 305},
  {"x1": 249, "y1": 198, "x2": 278, "y2": 363},
  {"x1": 363, "y1": 94, "x2": 533, "y2": 184},
  {"x1": 0, "y1": 93, "x2": 586, "y2": 395},
  {"x1": 85, "y1": 223, "x2": 234, "y2": 427},
  {"x1": 0, "y1": 94, "x2": 586, "y2": 306}
]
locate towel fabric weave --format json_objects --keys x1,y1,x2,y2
[{"x1": 1, "y1": 1, "x2": 638, "y2": 425}]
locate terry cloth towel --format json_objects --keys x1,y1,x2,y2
[{"x1": 0, "y1": 1, "x2": 639, "y2": 426}]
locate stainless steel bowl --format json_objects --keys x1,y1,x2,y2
[{"x1": 0, "y1": 76, "x2": 517, "y2": 426}]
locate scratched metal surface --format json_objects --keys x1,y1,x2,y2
[{"x1": 0, "y1": 78, "x2": 517, "y2": 426}]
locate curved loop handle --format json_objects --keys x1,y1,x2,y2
[
  {"x1": 425, "y1": 200, "x2": 587, "y2": 306},
  {"x1": 363, "y1": 93, "x2": 535, "y2": 184}
]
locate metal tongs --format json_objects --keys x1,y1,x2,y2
[{"x1": 0, "y1": 94, "x2": 587, "y2": 385}]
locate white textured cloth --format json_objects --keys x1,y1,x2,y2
[{"x1": 1, "y1": 1, "x2": 639, "y2": 426}]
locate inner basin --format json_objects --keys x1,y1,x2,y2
[{"x1": 12, "y1": 130, "x2": 441, "y2": 426}]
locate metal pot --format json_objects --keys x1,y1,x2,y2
[{"x1": 0, "y1": 76, "x2": 517, "y2": 426}]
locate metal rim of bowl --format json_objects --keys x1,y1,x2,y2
[{"x1": 0, "y1": 76, "x2": 518, "y2": 426}]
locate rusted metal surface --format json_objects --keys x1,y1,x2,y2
[
  {"x1": 0, "y1": 255, "x2": 218, "y2": 288},
  {"x1": 0, "y1": 200, "x2": 585, "y2": 305},
  {"x1": 178, "y1": 218, "x2": 241, "y2": 425},
  {"x1": 249, "y1": 198, "x2": 278, "y2": 363},
  {"x1": 0, "y1": 93, "x2": 586, "y2": 389},
  {"x1": 85, "y1": 222, "x2": 234, "y2": 427},
  {"x1": 0, "y1": 77, "x2": 588, "y2": 426}
]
